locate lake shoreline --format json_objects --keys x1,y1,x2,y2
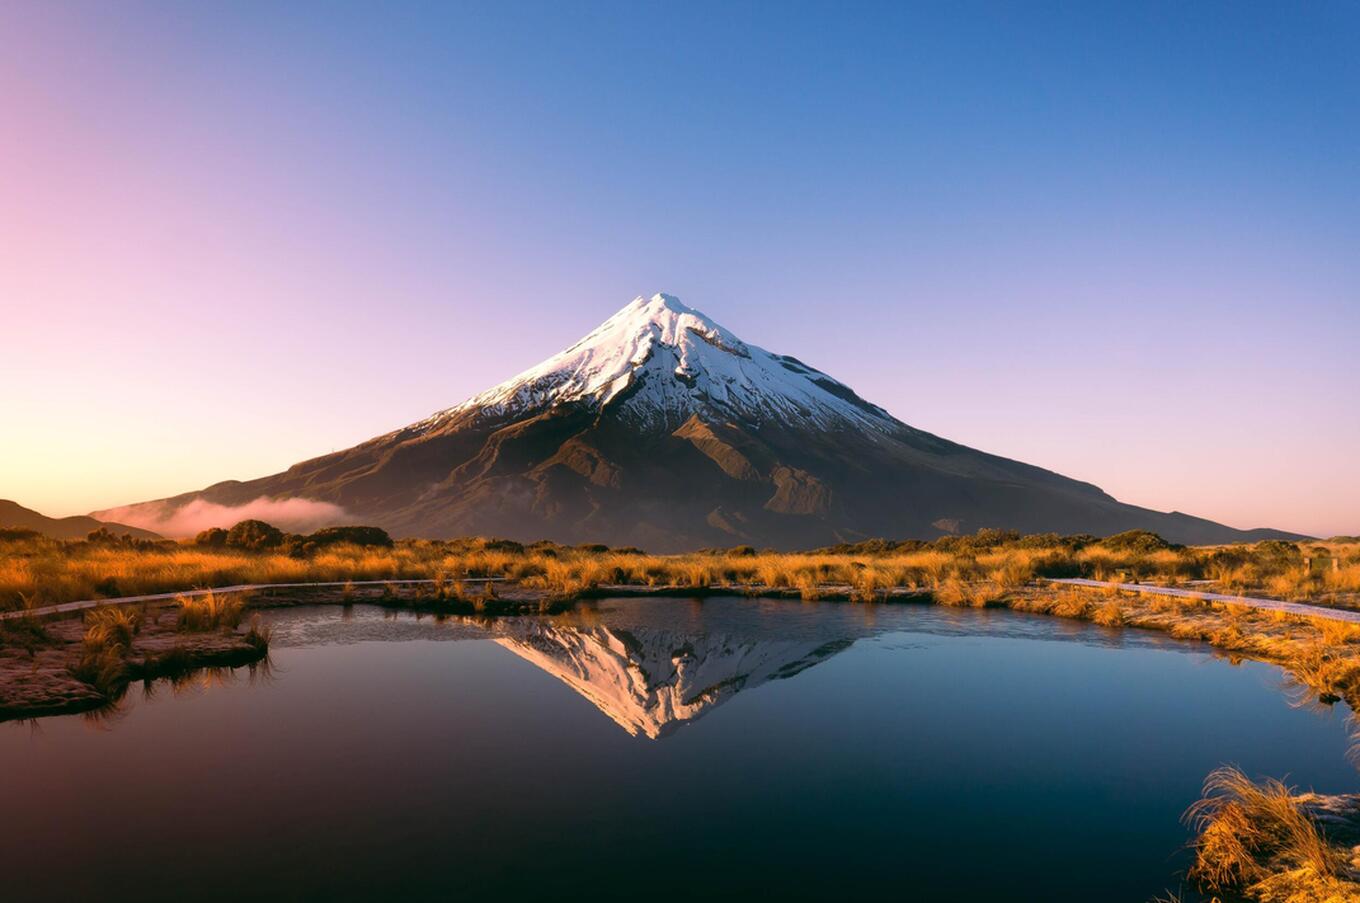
[
  {"x1": 5, "y1": 577, "x2": 1358, "y2": 722},
  {"x1": 6, "y1": 584, "x2": 1360, "y2": 900}
]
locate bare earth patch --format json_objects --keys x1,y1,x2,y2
[{"x1": 0, "y1": 606, "x2": 266, "y2": 721}]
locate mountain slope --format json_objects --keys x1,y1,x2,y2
[
  {"x1": 1, "y1": 499, "x2": 162, "y2": 541},
  {"x1": 95, "y1": 293, "x2": 1305, "y2": 548}
]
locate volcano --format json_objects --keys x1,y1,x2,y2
[{"x1": 98, "y1": 293, "x2": 1302, "y2": 549}]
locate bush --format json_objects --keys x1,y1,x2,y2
[
  {"x1": 1254, "y1": 540, "x2": 1301, "y2": 561},
  {"x1": 1098, "y1": 530, "x2": 1177, "y2": 553},
  {"x1": 194, "y1": 527, "x2": 228, "y2": 547},
  {"x1": 932, "y1": 529, "x2": 1022, "y2": 554},
  {"x1": 1014, "y1": 533, "x2": 1068, "y2": 550},
  {"x1": 306, "y1": 526, "x2": 393, "y2": 548},
  {"x1": 177, "y1": 591, "x2": 246, "y2": 631},
  {"x1": 483, "y1": 539, "x2": 526, "y2": 553},
  {"x1": 225, "y1": 519, "x2": 285, "y2": 551},
  {"x1": 810, "y1": 538, "x2": 926, "y2": 555}
]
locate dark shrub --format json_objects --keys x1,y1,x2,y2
[
  {"x1": 279, "y1": 534, "x2": 309, "y2": 557},
  {"x1": 225, "y1": 519, "x2": 285, "y2": 551},
  {"x1": 850, "y1": 539, "x2": 898, "y2": 554},
  {"x1": 1014, "y1": 533, "x2": 1066, "y2": 550},
  {"x1": 811, "y1": 538, "x2": 909, "y2": 555},
  {"x1": 306, "y1": 526, "x2": 394, "y2": 548},
  {"x1": 482, "y1": 538, "x2": 526, "y2": 553},
  {"x1": 1098, "y1": 530, "x2": 1178, "y2": 553},
  {"x1": 1253, "y1": 540, "x2": 1301, "y2": 560},
  {"x1": 932, "y1": 529, "x2": 1021, "y2": 554},
  {"x1": 1208, "y1": 546, "x2": 1251, "y2": 571},
  {"x1": 194, "y1": 527, "x2": 229, "y2": 548}
]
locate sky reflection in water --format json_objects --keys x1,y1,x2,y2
[{"x1": 3, "y1": 598, "x2": 1355, "y2": 902}]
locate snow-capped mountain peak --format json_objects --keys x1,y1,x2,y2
[
  {"x1": 428, "y1": 292, "x2": 894, "y2": 432},
  {"x1": 99, "y1": 291, "x2": 1299, "y2": 549}
]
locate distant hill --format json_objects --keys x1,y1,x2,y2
[
  {"x1": 96, "y1": 293, "x2": 1310, "y2": 549},
  {"x1": 0, "y1": 499, "x2": 162, "y2": 541}
]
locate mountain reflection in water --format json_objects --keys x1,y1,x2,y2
[
  {"x1": 264, "y1": 595, "x2": 1210, "y2": 742},
  {"x1": 490, "y1": 619, "x2": 853, "y2": 738},
  {"x1": 7, "y1": 597, "x2": 1358, "y2": 903}
]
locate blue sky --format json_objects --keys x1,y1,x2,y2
[{"x1": 3, "y1": 1, "x2": 1357, "y2": 535}]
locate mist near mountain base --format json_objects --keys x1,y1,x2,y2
[{"x1": 96, "y1": 497, "x2": 350, "y2": 537}]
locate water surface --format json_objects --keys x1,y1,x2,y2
[{"x1": 4, "y1": 599, "x2": 1355, "y2": 901}]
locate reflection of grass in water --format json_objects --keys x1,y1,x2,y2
[
  {"x1": 57, "y1": 600, "x2": 272, "y2": 718},
  {"x1": 144, "y1": 653, "x2": 276, "y2": 700},
  {"x1": 91, "y1": 652, "x2": 277, "y2": 722},
  {"x1": 1002, "y1": 587, "x2": 1360, "y2": 714},
  {"x1": 79, "y1": 695, "x2": 132, "y2": 730}
]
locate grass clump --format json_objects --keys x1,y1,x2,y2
[
  {"x1": 1091, "y1": 599, "x2": 1126, "y2": 627},
  {"x1": 1185, "y1": 766, "x2": 1357, "y2": 899},
  {"x1": 176, "y1": 590, "x2": 246, "y2": 631},
  {"x1": 73, "y1": 606, "x2": 142, "y2": 693},
  {"x1": 243, "y1": 616, "x2": 272, "y2": 651},
  {"x1": 5, "y1": 525, "x2": 1358, "y2": 616}
]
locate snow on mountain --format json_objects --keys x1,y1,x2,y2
[
  {"x1": 421, "y1": 293, "x2": 894, "y2": 432},
  {"x1": 95, "y1": 290, "x2": 1308, "y2": 548}
]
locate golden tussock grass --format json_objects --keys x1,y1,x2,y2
[
  {"x1": 8, "y1": 532, "x2": 1353, "y2": 613},
  {"x1": 10, "y1": 527, "x2": 1360, "y2": 900},
  {"x1": 176, "y1": 590, "x2": 247, "y2": 631},
  {"x1": 74, "y1": 606, "x2": 143, "y2": 693},
  {"x1": 1185, "y1": 766, "x2": 1356, "y2": 899},
  {"x1": 1091, "y1": 599, "x2": 1126, "y2": 627},
  {"x1": 8, "y1": 531, "x2": 1360, "y2": 711}
]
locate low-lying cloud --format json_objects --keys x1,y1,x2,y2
[{"x1": 97, "y1": 496, "x2": 353, "y2": 538}]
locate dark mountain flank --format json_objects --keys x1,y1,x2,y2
[
  {"x1": 95, "y1": 294, "x2": 1306, "y2": 549},
  {"x1": 1, "y1": 499, "x2": 162, "y2": 541}
]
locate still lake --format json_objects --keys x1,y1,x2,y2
[{"x1": 4, "y1": 598, "x2": 1355, "y2": 901}]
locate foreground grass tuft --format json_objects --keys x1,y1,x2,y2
[
  {"x1": 1185, "y1": 766, "x2": 1357, "y2": 900},
  {"x1": 73, "y1": 606, "x2": 142, "y2": 693},
  {"x1": 176, "y1": 590, "x2": 246, "y2": 631}
]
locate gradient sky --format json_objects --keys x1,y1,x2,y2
[{"x1": 3, "y1": 1, "x2": 1357, "y2": 537}]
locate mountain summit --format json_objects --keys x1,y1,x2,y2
[
  {"x1": 98, "y1": 293, "x2": 1302, "y2": 548},
  {"x1": 422, "y1": 293, "x2": 892, "y2": 434}
]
